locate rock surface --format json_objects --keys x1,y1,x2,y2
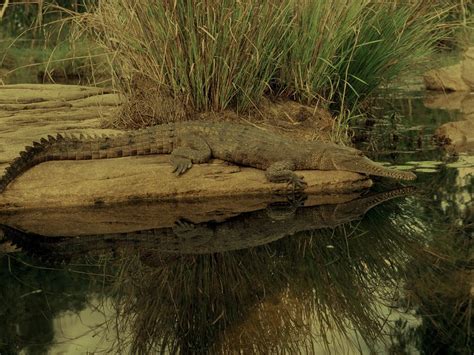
[
  {"x1": 0, "y1": 84, "x2": 372, "y2": 210},
  {"x1": 423, "y1": 64, "x2": 470, "y2": 91},
  {"x1": 0, "y1": 84, "x2": 121, "y2": 173},
  {"x1": 424, "y1": 47, "x2": 474, "y2": 92},
  {"x1": 0, "y1": 155, "x2": 371, "y2": 210},
  {"x1": 429, "y1": 92, "x2": 474, "y2": 152},
  {"x1": 434, "y1": 119, "x2": 474, "y2": 152}
]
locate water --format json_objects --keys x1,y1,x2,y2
[{"x1": 0, "y1": 91, "x2": 472, "y2": 354}]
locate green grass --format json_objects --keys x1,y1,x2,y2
[
  {"x1": 333, "y1": 3, "x2": 446, "y2": 108},
  {"x1": 80, "y1": 0, "x2": 447, "y2": 120},
  {"x1": 0, "y1": 37, "x2": 109, "y2": 85}
]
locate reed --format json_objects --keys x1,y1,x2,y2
[{"x1": 81, "y1": 0, "x2": 447, "y2": 124}]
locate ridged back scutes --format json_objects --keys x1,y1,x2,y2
[{"x1": 0, "y1": 134, "x2": 67, "y2": 192}]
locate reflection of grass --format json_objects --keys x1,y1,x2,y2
[
  {"x1": 4, "y1": 183, "x2": 466, "y2": 353},
  {"x1": 0, "y1": 253, "x2": 105, "y2": 354},
  {"x1": 105, "y1": 197, "x2": 428, "y2": 354},
  {"x1": 395, "y1": 216, "x2": 473, "y2": 354}
]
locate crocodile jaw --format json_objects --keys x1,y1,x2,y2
[{"x1": 334, "y1": 155, "x2": 416, "y2": 181}]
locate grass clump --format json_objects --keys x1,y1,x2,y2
[
  {"x1": 79, "y1": 1, "x2": 446, "y2": 129},
  {"x1": 86, "y1": 0, "x2": 293, "y2": 113},
  {"x1": 335, "y1": 3, "x2": 446, "y2": 107}
]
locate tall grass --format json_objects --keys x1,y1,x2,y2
[
  {"x1": 335, "y1": 3, "x2": 447, "y2": 107},
  {"x1": 277, "y1": 0, "x2": 370, "y2": 104},
  {"x1": 80, "y1": 1, "x2": 446, "y2": 123},
  {"x1": 87, "y1": 0, "x2": 293, "y2": 112}
]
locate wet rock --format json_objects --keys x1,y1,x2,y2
[
  {"x1": 423, "y1": 64, "x2": 470, "y2": 92},
  {"x1": 434, "y1": 118, "x2": 474, "y2": 153}
]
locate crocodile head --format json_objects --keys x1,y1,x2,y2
[
  {"x1": 309, "y1": 143, "x2": 416, "y2": 181},
  {"x1": 332, "y1": 153, "x2": 416, "y2": 180}
]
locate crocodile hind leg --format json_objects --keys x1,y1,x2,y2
[
  {"x1": 265, "y1": 161, "x2": 307, "y2": 191},
  {"x1": 170, "y1": 135, "x2": 211, "y2": 175}
]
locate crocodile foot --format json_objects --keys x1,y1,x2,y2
[
  {"x1": 170, "y1": 156, "x2": 193, "y2": 175},
  {"x1": 265, "y1": 161, "x2": 307, "y2": 192}
]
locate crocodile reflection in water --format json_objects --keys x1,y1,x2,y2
[
  {"x1": 2, "y1": 187, "x2": 414, "y2": 258},
  {"x1": 0, "y1": 187, "x2": 425, "y2": 354}
]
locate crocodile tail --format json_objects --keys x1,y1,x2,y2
[{"x1": 0, "y1": 134, "x2": 65, "y2": 193}]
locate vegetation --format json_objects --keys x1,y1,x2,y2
[
  {"x1": 2, "y1": 1, "x2": 469, "y2": 134},
  {"x1": 81, "y1": 0, "x2": 449, "y2": 125},
  {"x1": 0, "y1": 38, "x2": 108, "y2": 85},
  {"x1": 0, "y1": 0, "x2": 107, "y2": 85}
]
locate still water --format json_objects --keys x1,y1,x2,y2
[{"x1": 0, "y1": 91, "x2": 472, "y2": 354}]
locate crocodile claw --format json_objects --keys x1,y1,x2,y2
[{"x1": 171, "y1": 157, "x2": 193, "y2": 176}]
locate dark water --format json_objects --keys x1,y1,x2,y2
[{"x1": 0, "y1": 92, "x2": 472, "y2": 354}]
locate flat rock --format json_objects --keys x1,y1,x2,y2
[
  {"x1": 0, "y1": 84, "x2": 372, "y2": 210},
  {"x1": 0, "y1": 156, "x2": 372, "y2": 210},
  {"x1": 0, "y1": 84, "x2": 121, "y2": 173}
]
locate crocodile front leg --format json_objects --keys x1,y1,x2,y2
[
  {"x1": 170, "y1": 135, "x2": 211, "y2": 175},
  {"x1": 265, "y1": 161, "x2": 308, "y2": 190}
]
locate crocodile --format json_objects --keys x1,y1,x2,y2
[
  {"x1": 0, "y1": 121, "x2": 415, "y2": 193},
  {"x1": 1, "y1": 187, "x2": 414, "y2": 258}
]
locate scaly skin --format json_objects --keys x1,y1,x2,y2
[
  {"x1": 1, "y1": 187, "x2": 415, "y2": 256},
  {"x1": 0, "y1": 122, "x2": 416, "y2": 193}
]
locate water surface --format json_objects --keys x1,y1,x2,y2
[{"x1": 0, "y1": 91, "x2": 472, "y2": 354}]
